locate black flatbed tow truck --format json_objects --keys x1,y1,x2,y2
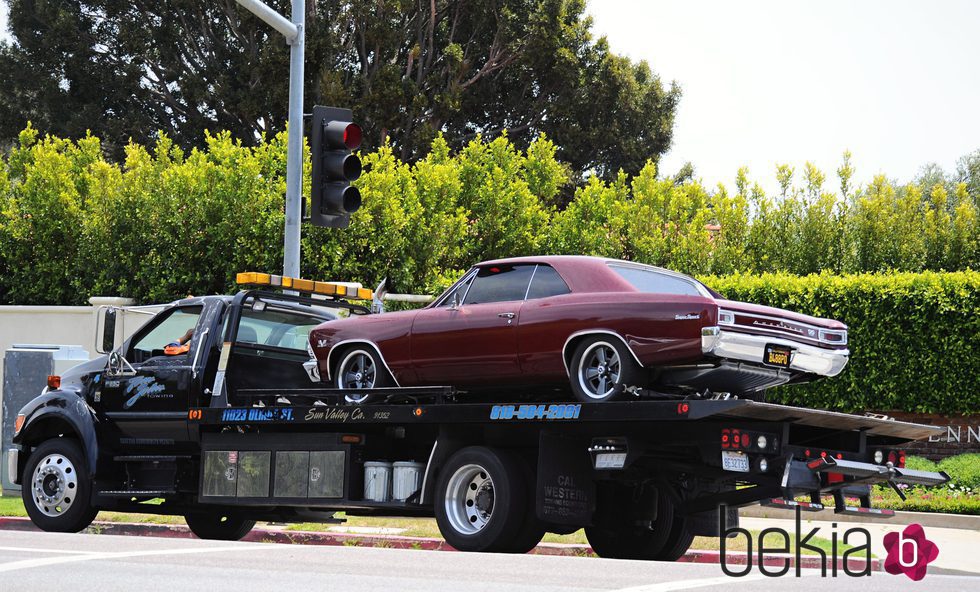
[{"x1": 8, "y1": 276, "x2": 950, "y2": 559}]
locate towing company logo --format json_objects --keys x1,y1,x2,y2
[
  {"x1": 122, "y1": 376, "x2": 171, "y2": 409},
  {"x1": 883, "y1": 524, "x2": 939, "y2": 581}
]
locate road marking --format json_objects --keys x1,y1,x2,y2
[
  {"x1": 0, "y1": 543, "x2": 280, "y2": 573},
  {"x1": 614, "y1": 569, "x2": 819, "y2": 592},
  {"x1": 0, "y1": 546, "x2": 100, "y2": 555}
]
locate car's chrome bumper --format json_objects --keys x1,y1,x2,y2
[
  {"x1": 701, "y1": 327, "x2": 849, "y2": 377},
  {"x1": 7, "y1": 447, "x2": 19, "y2": 486}
]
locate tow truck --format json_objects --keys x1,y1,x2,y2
[{"x1": 7, "y1": 273, "x2": 950, "y2": 559}]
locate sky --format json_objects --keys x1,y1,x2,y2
[{"x1": 585, "y1": 0, "x2": 980, "y2": 193}]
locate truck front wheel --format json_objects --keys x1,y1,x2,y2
[
  {"x1": 184, "y1": 512, "x2": 255, "y2": 541},
  {"x1": 21, "y1": 438, "x2": 98, "y2": 533},
  {"x1": 434, "y1": 446, "x2": 528, "y2": 553}
]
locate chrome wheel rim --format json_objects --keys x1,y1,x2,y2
[
  {"x1": 578, "y1": 341, "x2": 621, "y2": 399},
  {"x1": 338, "y1": 351, "x2": 376, "y2": 403},
  {"x1": 31, "y1": 453, "x2": 78, "y2": 517},
  {"x1": 444, "y1": 463, "x2": 494, "y2": 535}
]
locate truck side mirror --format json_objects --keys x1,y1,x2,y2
[{"x1": 97, "y1": 307, "x2": 117, "y2": 354}]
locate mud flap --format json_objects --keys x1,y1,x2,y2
[{"x1": 536, "y1": 432, "x2": 594, "y2": 526}]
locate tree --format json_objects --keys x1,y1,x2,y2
[{"x1": 0, "y1": 0, "x2": 680, "y2": 177}]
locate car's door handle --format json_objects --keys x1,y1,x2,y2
[{"x1": 498, "y1": 312, "x2": 516, "y2": 319}]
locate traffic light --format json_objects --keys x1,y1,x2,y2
[{"x1": 309, "y1": 105, "x2": 362, "y2": 228}]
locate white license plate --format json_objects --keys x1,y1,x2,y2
[{"x1": 721, "y1": 451, "x2": 750, "y2": 472}]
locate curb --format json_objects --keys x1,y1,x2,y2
[
  {"x1": 0, "y1": 516, "x2": 880, "y2": 571},
  {"x1": 739, "y1": 506, "x2": 980, "y2": 530}
]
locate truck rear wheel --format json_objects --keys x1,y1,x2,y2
[
  {"x1": 22, "y1": 438, "x2": 98, "y2": 533},
  {"x1": 434, "y1": 446, "x2": 528, "y2": 553},
  {"x1": 585, "y1": 486, "x2": 674, "y2": 559},
  {"x1": 654, "y1": 513, "x2": 696, "y2": 561},
  {"x1": 184, "y1": 512, "x2": 255, "y2": 541}
]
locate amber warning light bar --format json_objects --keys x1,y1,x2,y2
[{"x1": 236, "y1": 272, "x2": 373, "y2": 301}]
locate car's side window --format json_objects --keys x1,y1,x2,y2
[
  {"x1": 610, "y1": 265, "x2": 703, "y2": 296},
  {"x1": 129, "y1": 306, "x2": 203, "y2": 362},
  {"x1": 463, "y1": 265, "x2": 535, "y2": 305},
  {"x1": 437, "y1": 273, "x2": 475, "y2": 307},
  {"x1": 526, "y1": 265, "x2": 571, "y2": 300}
]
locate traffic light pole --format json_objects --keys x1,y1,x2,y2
[{"x1": 235, "y1": 0, "x2": 304, "y2": 279}]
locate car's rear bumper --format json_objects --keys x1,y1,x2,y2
[{"x1": 701, "y1": 327, "x2": 849, "y2": 377}]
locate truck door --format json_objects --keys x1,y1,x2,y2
[{"x1": 99, "y1": 304, "x2": 213, "y2": 450}]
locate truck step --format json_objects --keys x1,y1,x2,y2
[
  {"x1": 760, "y1": 497, "x2": 824, "y2": 512},
  {"x1": 113, "y1": 455, "x2": 190, "y2": 463},
  {"x1": 834, "y1": 505, "x2": 895, "y2": 518},
  {"x1": 99, "y1": 490, "x2": 175, "y2": 497}
]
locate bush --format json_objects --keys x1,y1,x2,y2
[
  {"x1": 703, "y1": 272, "x2": 980, "y2": 414},
  {"x1": 938, "y1": 454, "x2": 980, "y2": 490},
  {"x1": 904, "y1": 455, "x2": 940, "y2": 473}
]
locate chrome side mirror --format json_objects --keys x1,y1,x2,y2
[
  {"x1": 449, "y1": 292, "x2": 461, "y2": 310},
  {"x1": 107, "y1": 351, "x2": 136, "y2": 377}
]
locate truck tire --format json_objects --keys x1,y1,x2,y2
[
  {"x1": 184, "y1": 512, "x2": 255, "y2": 541},
  {"x1": 569, "y1": 337, "x2": 644, "y2": 403},
  {"x1": 21, "y1": 438, "x2": 98, "y2": 533},
  {"x1": 654, "y1": 513, "x2": 696, "y2": 561},
  {"x1": 434, "y1": 446, "x2": 528, "y2": 553},
  {"x1": 585, "y1": 487, "x2": 674, "y2": 559},
  {"x1": 334, "y1": 346, "x2": 394, "y2": 404}
]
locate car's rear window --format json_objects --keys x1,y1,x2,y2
[{"x1": 609, "y1": 265, "x2": 703, "y2": 297}]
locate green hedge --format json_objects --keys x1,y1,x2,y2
[{"x1": 703, "y1": 272, "x2": 980, "y2": 414}]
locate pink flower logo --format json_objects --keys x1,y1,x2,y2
[{"x1": 883, "y1": 524, "x2": 939, "y2": 581}]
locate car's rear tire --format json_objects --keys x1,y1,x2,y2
[
  {"x1": 434, "y1": 446, "x2": 528, "y2": 553},
  {"x1": 184, "y1": 512, "x2": 255, "y2": 541},
  {"x1": 21, "y1": 438, "x2": 98, "y2": 533},
  {"x1": 334, "y1": 346, "x2": 394, "y2": 404},
  {"x1": 569, "y1": 336, "x2": 644, "y2": 403}
]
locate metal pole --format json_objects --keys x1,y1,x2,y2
[{"x1": 282, "y1": 0, "x2": 304, "y2": 278}]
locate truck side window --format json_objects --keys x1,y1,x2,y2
[{"x1": 129, "y1": 306, "x2": 203, "y2": 362}]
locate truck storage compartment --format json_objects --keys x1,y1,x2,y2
[{"x1": 200, "y1": 433, "x2": 355, "y2": 505}]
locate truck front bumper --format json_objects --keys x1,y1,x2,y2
[{"x1": 701, "y1": 328, "x2": 849, "y2": 377}]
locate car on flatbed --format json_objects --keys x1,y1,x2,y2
[
  {"x1": 310, "y1": 256, "x2": 849, "y2": 403},
  {"x1": 5, "y1": 273, "x2": 946, "y2": 560}
]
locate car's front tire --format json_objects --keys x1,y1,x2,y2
[
  {"x1": 334, "y1": 346, "x2": 394, "y2": 404},
  {"x1": 569, "y1": 336, "x2": 644, "y2": 402},
  {"x1": 21, "y1": 438, "x2": 98, "y2": 533}
]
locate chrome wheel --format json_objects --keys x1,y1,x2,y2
[
  {"x1": 444, "y1": 463, "x2": 495, "y2": 535},
  {"x1": 577, "y1": 341, "x2": 621, "y2": 399},
  {"x1": 337, "y1": 350, "x2": 376, "y2": 403},
  {"x1": 30, "y1": 453, "x2": 78, "y2": 518}
]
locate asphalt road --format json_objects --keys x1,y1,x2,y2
[{"x1": 0, "y1": 530, "x2": 976, "y2": 592}]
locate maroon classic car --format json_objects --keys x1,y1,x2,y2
[{"x1": 308, "y1": 256, "x2": 849, "y2": 403}]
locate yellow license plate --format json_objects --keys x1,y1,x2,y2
[{"x1": 764, "y1": 344, "x2": 792, "y2": 368}]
